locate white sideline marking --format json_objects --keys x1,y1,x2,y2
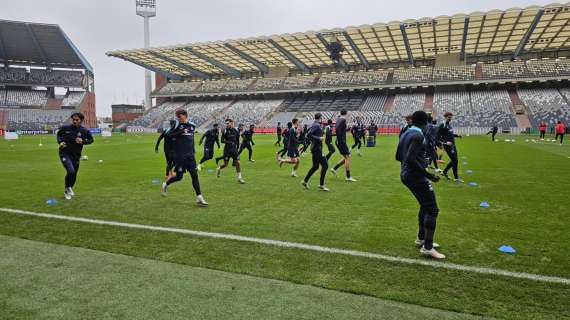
[{"x1": 1, "y1": 207, "x2": 568, "y2": 285}]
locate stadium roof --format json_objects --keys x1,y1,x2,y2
[
  {"x1": 0, "y1": 20, "x2": 93, "y2": 72},
  {"x1": 107, "y1": 3, "x2": 570, "y2": 79}
]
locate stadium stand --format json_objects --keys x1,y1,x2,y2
[
  {"x1": 526, "y1": 60, "x2": 558, "y2": 77},
  {"x1": 433, "y1": 91, "x2": 472, "y2": 127},
  {"x1": 3, "y1": 89, "x2": 48, "y2": 107},
  {"x1": 200, "y1": 80, "x2": 228, "y2": 92},
  {"x1": 28, "y1": 69, "x2": 84, "y2": 87},
  {"x1": 519, "y1": 88, "x2": 570, "y2": 126},
  {"x1": 7, "y1": 109, "x2": 74, "y2": 130},
  {"x1": 481, "y1": 61, "x2": 529, "y2": 80},
  {"x1": 216, "y1": 99, "x2": 283, "y2": 126},
  {"x1": 224, "y1": 79, "x2": 253, "y2": 92},
  {"x1": 61, "y1": 92, "x2": 87, "y2": 107},
  {"x1": 393, "y1": 67, "x2": 433, "y2": 84},
  {"x1": 282, "y1": 75, "x2": 316, "y2": 89},
  {"x1": 317, "y1": 73, "x2": 355, "y2": 87},
  {"x1": 433, "y1": 66, "x2": 475, "y2": 82},
  {"x1": 253, "y1": 77, "x2": 285, "y2": 91},
  {"x1": 258, "y1": 112, "x2": 298, "y2": 128},
  {"x1": 381, "y1": 93, "x2": 425, "y2": 125},
  {"x1": 470, "y1": 90, "x2": 517, "y2": 127},
  {"x1": 184, "y1": 100, "x2": 233, "y2": 127},
  {"x1": 0, "y1": 68, "x2": 27, "y2": 84},
  {"x1": 360, "y1": 94, "x2": 387, "y2": 111}
]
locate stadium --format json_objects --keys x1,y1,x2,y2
[{"x1": 1, "y1": 1, "x2": 569, "y2": 320}]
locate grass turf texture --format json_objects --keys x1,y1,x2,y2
[
  {"x1": 0, "y1": 235, "x2": 487, "y2": 320},
  {"x1": 0, "y1": 133, "x2": 569, "y2": 319}
]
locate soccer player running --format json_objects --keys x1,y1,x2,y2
[
  {"x1": 424, "y1": 116, "x2": 441, "y2": 174},
  {"x1": 274, "y1": 122, "x2": 282, "y2": 146},
  {"x1": 197, "y1": 123, "x2": 220, "y2": 171},
  {"x1": 276, "y1": 122, "x2": 291, "y2": 160},
  {"x1": 279, "y1": 118, "x2": 301, "y2": 177},
  {"x1": 555, "y1": 120, "x2": 566, "y2": 145},
  {"x1": 57, "y1": 112, "x2": 94, "y2": 200},
  {"x1": 299, "y1": 123, "x2": 310, "y2": 156},
  {"x1": 238, "y1": 124, "x2": 256, "y2": 162},
  {"x1": 486, "y1": 125, "x2": 498, "y2": 142},
  {"x1": 160, "y1": 109, "x2": 208, "y2": 206},
  {"x1": 396, "y1": 110, "x2": 445, "y2": 259},
  {"x1": 324, "y1": 119, "x2": 336, "y2": 160},
  {"x1": 368, "y1": 121, "x2": 378, "y2": 146},
  {"x1": 302, "y1": 113, "x2": 330, "y2": 192},
  {"x1": 331, "y1": 109, "x2": 357, "y2": 182},
  {"x1": 438, "y1": 112, "x2": 463, "y2": 182},
  {"x1": 155, "y1": 119, "x2": 177, "y2": 180},
  {"x1": 216, "y1": 119, "x2": 246, "y2": 184},
  {"x1": 351, "y1": 119, "x2": 364, "y2": 156}
]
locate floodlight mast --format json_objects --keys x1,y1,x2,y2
[{"x1": 136, "y1": 0, "x2": 156, "y2": 110}]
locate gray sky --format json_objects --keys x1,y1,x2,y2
[{"x1": 1, "y1": 0, "x2": 556, "y2": 117}]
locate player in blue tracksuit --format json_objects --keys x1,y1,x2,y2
[
  {"x1": 216, "y1": 118, "x2": 245, "y2": 184},
  {"x1": 238, "y1": 124, "x2": 256, "y2": 162},
  {"x1": 160, "y1": 109, "x2": 208, "y2": 206},
  {"x1": 331, "y1": 109, "x2": 357, "y2": 181},
  {"x1": 56, "y1": 112, "x2": 94, "y2": 200},
  {"x1": 438, "y1": 112, "x2": 463, "y2": 182},
  {"x1": 302, "y1": 113, "x2": 329, "y2": 191},
  {"x1": 279, "y1": 118, "x2": 301, "y2": 177},
  {"x1": 324, "y1": 119, "x2": 335, "y2": 160},
  {"x1": 155, "y1": 120, "x2": 177, "y2": 179},
  {"x1": 396, "y1": 110, "x2": 445, "y2": 259},
  {"x1": 198, "y1": 123, "x2": 220, "y2": 171}
]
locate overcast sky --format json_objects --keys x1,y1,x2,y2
[{"x1": 2, "y1": 0, "x2": 556, "y2": 117}]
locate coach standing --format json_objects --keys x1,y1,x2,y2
[{"x1": 57, "y1": 112, "x2": 94, "y2": 200}]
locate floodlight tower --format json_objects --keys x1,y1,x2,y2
[{"x1": 136, "y1": 0, "x2": 156, "y2": 110}]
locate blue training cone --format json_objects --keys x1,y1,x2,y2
[
  {"x1": 468, "y1": 182, "x2": 478, "y2": 187},
  {"x1": 498, "y1": 245, "x2": 516, "y2": 254},
  {"x1": 151, "y1": 179, "x2": 161, "y2": 185},
  {"x1": 466, "y1": 170, "x2": 473, "y2": 174},
  {"x1": 46, "y1": 198, "x2": 57, "y2": 205},
  {"x1": 480, "y1": 202, "x2": 490, "y2": 208}
]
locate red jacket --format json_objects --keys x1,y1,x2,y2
[
  {"x1": 556, "y1": 123, "x2": 566, "y2": 134},
  {"x1": 539, "y1": 123, "x2": 547, "y2": 132}
]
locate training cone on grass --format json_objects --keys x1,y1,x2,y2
[
  {"x1": 46, "y1": 198, "x2": 57, "y2": 205},
  {"x1": 468, "y1": 182, "x2": 478, "y2": 187},
  {"x1": 480, "y1": 202, "x2": 490, "y2": 208},
  {"x1": 151, "y1": 179, "x2": 161, "y2": 185},
  {"x1": 498, "y1": 245, "x2": 516, "y2": 254}
]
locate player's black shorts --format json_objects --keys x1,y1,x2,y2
[
  {"x1": 203, "y1": 145, "x2": 214, "y2": 159},
  {"x1": 287, "y1": 148, "x2": 300, "y2": 158},
  {"x1": 336, "y1": 141, "x2": 351, "y2": 156},
  {"x1": 174, "y1": 156, "x2": 197, "y2": 173},
  {"x1": 165, "y1": 151, "x2": 175, "y2": 165},
  {"x1": 223, "y1": 146, "x2": 239, "y2": 162}
]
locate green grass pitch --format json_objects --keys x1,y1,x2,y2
[{"x1": 0, "y1": 133, "x2": 569, "y2": 319}]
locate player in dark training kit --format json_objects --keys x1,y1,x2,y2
[
  {"x1": 277, "y1": 122, "x2": 291, "y2": 160},
  {"x1": 216, "y1": 119, "x2": 246, "y2": 184},
  {"x1": 324, "y1": 119, "x2": 335, "y2": 160},
  {"x1": 160, "y1": 109, "x2": 208, "y2": 206},
  {"x1": 279, "y1": 118, "x2": 301, "y2": 177},
  {"x1": 396, "y1": 110, "x2": 445, "y2": 259},
  {"x1": 57, "y1": 112, "x2": 94, "y2": 200},
  {"x1": 438, "y1": 112, "x2": 463, "y2": 182},
  {"x1": 299, "y1": 124, "x2": 310, "y2": 156},
  {"x1": 331, "y1": 109, "x2": 357, "y2": 182},
  {"x1": 368, "y1": 121, "x2": 378, "y2": 146},
  {"x1": 274, "y1": 122, "x2": 282, "y2": 146},
  {"x1": 155, "y1": 120, "x2": 177, "y2": 180},
  {"x1": 238, "y1": 124, "x2": 256, "y2": 162},
  {"x1": 301, "y1": 113, "x2": 330, "y2": 191},
  {"x1": 486, "y1": 125, "x2": 498, "y2": 142},
  {"x1": 351, "y1": 119, "x2": 365, "y2": 156},
  {"x1": 198, "y1": 123, "x2": 220, "y2": 171}
]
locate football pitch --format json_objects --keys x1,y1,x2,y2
[{"x1": 0, "y1": 133, "x2": 569, "y2": 319}]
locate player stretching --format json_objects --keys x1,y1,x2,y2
[
  {"x1": 160, "y1": 109, "x2": 208, "y2": 206},
  {"x1": 396, "y1": 110, "x2": 444, "y2": 259},
  {"x1": 197, "y1": 123, "x2": 220, "y2": 171},
  {"x1": 238, "y1": 124, "x2": 256, "y2": 162},
  {"x1": 331, "y1": 109, "x2": 357, "y2": 182},
  {"x1": 438, "y1": 112, "x2": 463, "y2": 182},
  {"x1": 274, "y1": 122, "x2": 282, "y2": 146},
  {"x1": 279, "y1": 118, "x2": 301, "y2": 177},
  {"x1": 324, "y1": 119, "x2": 335, "y2": 160},
  {"x1": 216, "y1": 119, "x2": 245, "y2": 184},
  {"x1": 302, "y1": 113, "x2": 329, "y2": 191},
  {"x1": 155, "y1": 120, "x2": 177, "y2": 180},
  {"x1": 57, "y1": 112, "x2": 94, "y2": 200}
]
